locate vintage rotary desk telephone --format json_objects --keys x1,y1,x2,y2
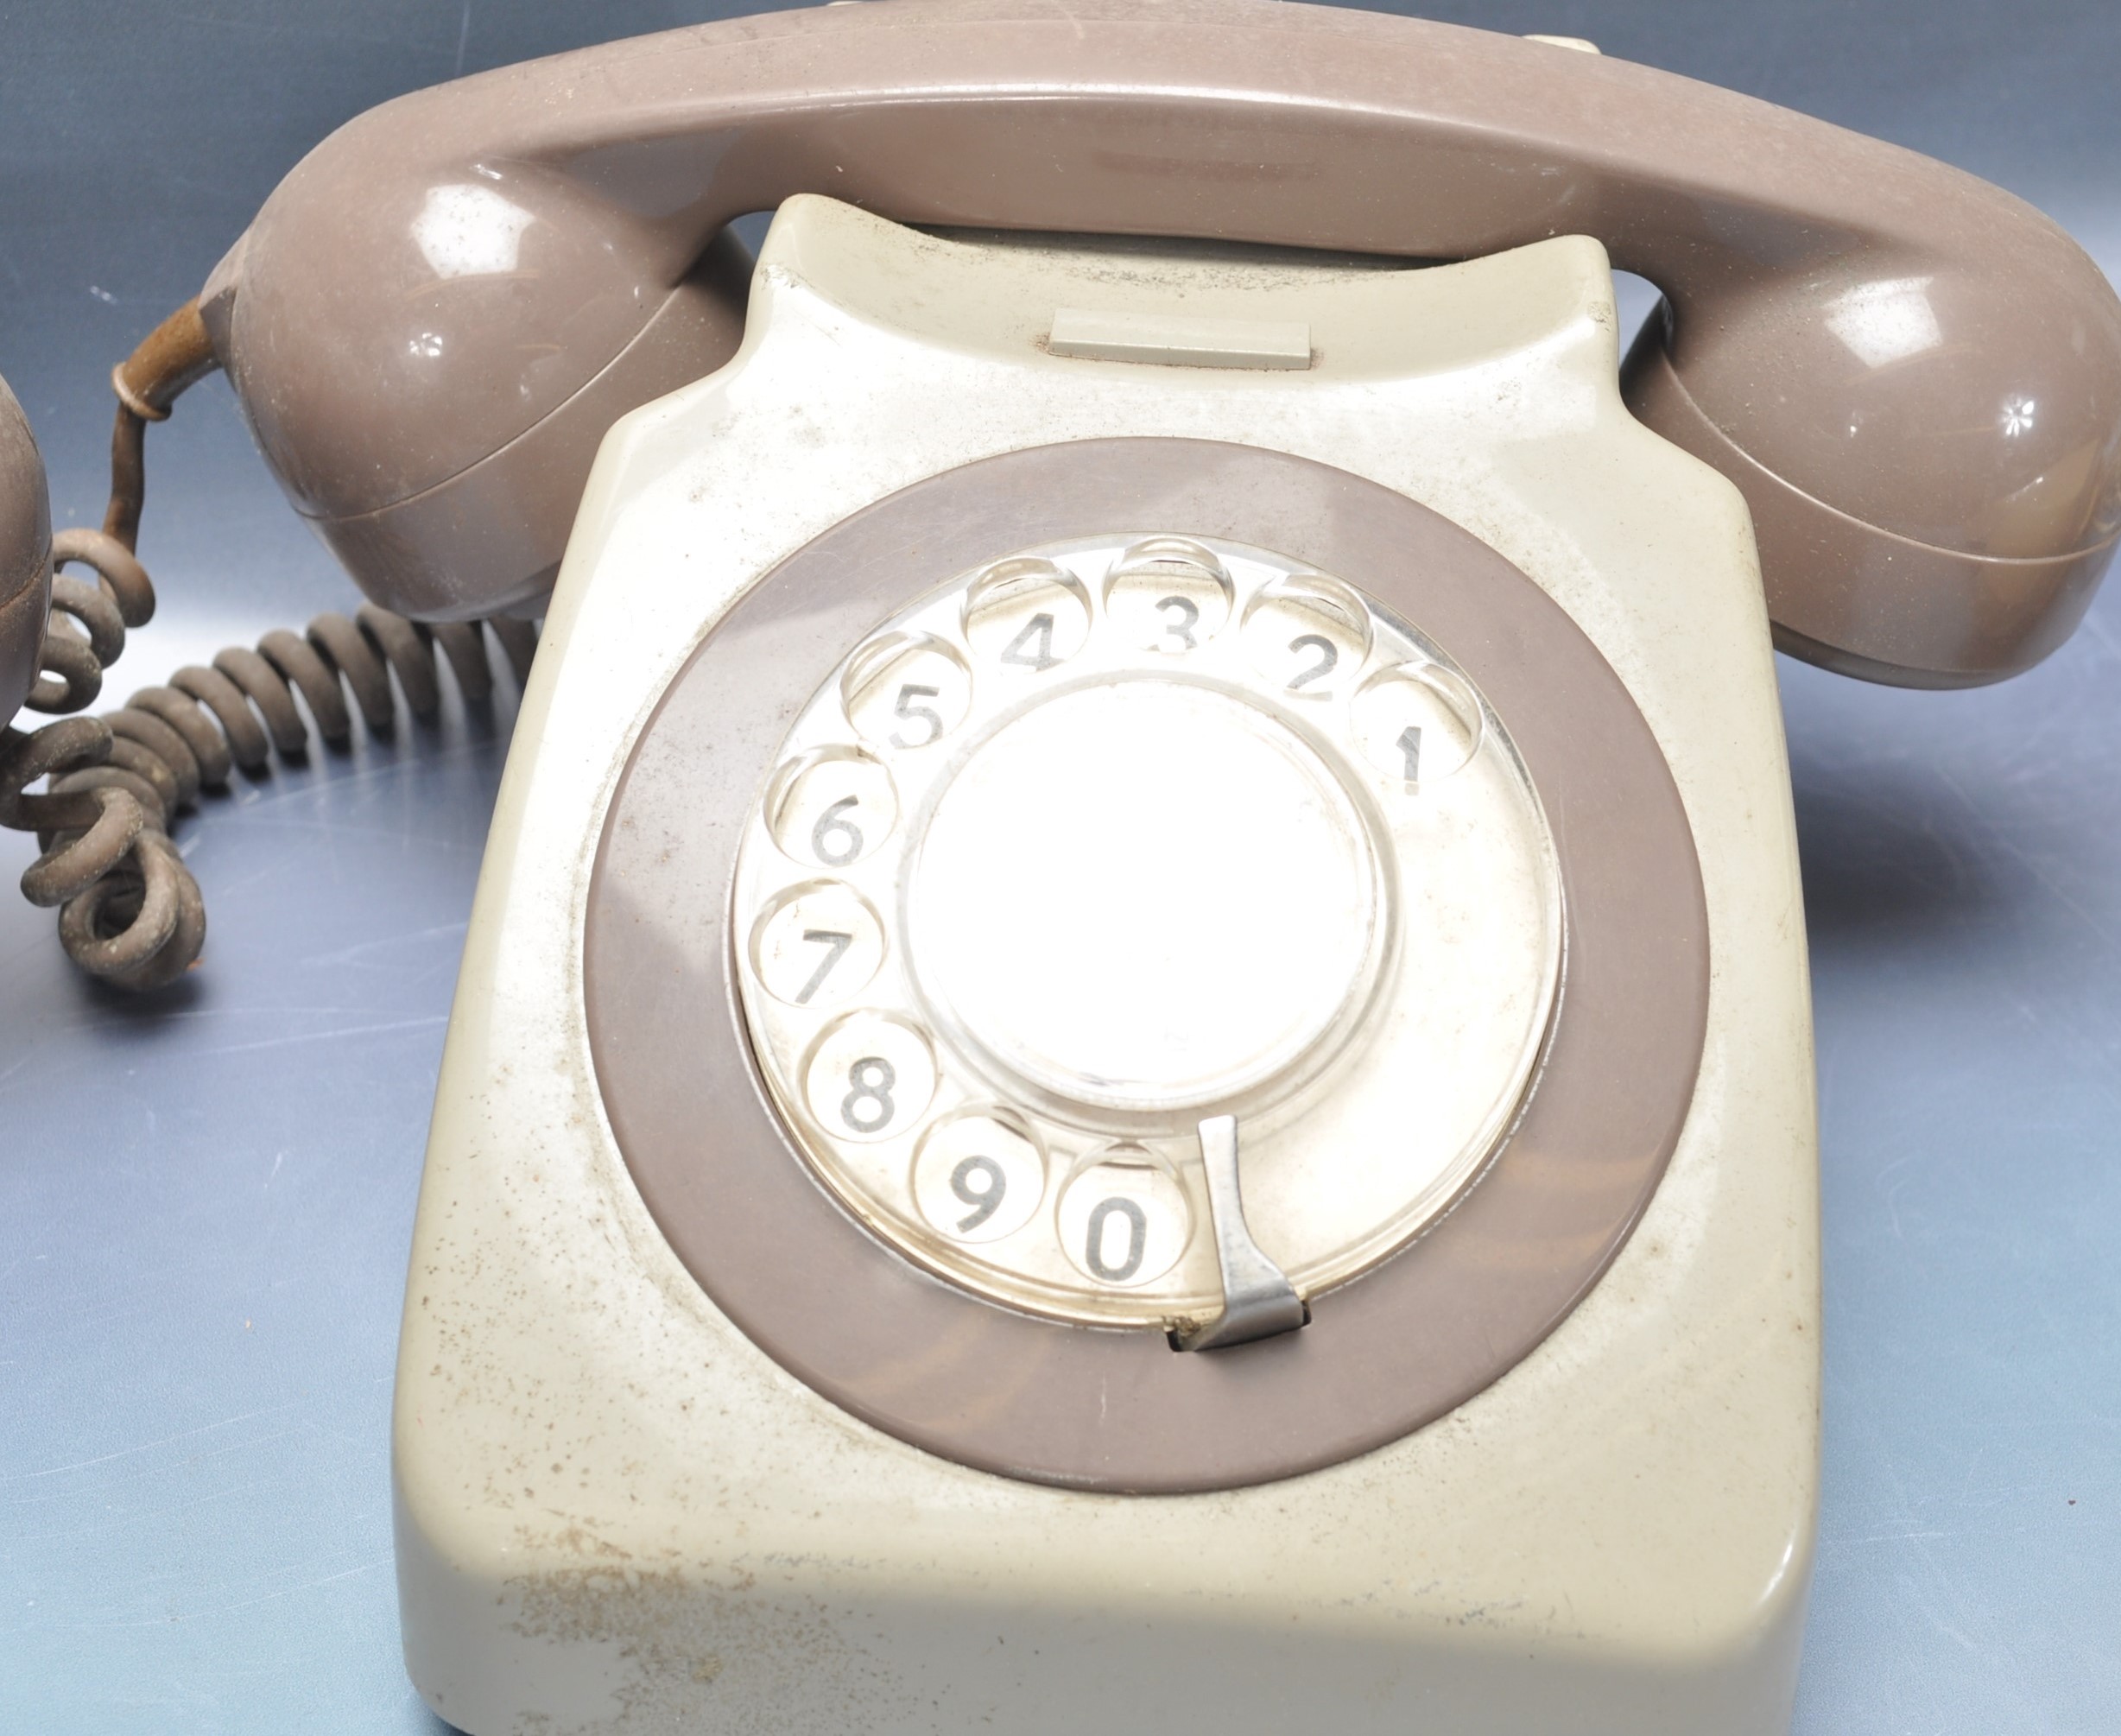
[{"x1": 3, "y1": 2, "x2": 2118, "y2": 1731}]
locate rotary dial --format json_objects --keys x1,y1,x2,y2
[{"x1": 731, "y1": 534, "x2": 1561, "y2": 1338}]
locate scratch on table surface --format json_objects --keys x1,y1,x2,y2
[
  {"x1": 0, "y1": 1400, "x2": 306, "y2": 1483},
  {"x1": 190, "y1": 1015, "x2": 446, "y2": 1059},
  {"x1": 240, "y1": 734, "x2": 496, "y2": 800},
  {"x1": 1930, "y1": 755, "x2": 2118, "y2": 952},
  {"x1": 1991, "y1": 828, "x2": 2118, "y2": 952},
  {"x1": 75, "y1": 1555, "x2": 396, "y2": 1630},
  {"x1": 1838, "y1": 1530, "x2": 1953, "y2": 1545},
  {"x1": 0, "y1": 1215, "x2": 54, "y2": 1286},
  {"x1": 296, "y1": 921, "x2": 469, "y2": 969},
  {"x1": 1855, "y1": 1416, "x2": 2045, "y2": 1714},
  {"x1": 1873, "y1": 1150, "x2": 1920, "y2": 1241},
  {"x1": 0, "y1": 1039, "x2": 45, "y2": 1093},
  {"x1": 1955, "y1": 1446, "x2": 1987, "y2": 1511}
]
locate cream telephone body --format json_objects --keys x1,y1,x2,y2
[
  {"x1": 1, "y1": 3, "x2": 2118, "y2": 1732},
  {"x1": 396, "y1": 195, "x2": 1808, "y2": 1733}
]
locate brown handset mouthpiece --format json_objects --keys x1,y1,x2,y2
[{"x1": 0, "y1": 382, "x2": 53, "y2": 732}]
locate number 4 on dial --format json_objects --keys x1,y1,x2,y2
[{"x1": 1001, "y1": 611, "x2": 1060, "y2": 671}]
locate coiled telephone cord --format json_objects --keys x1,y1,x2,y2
[{"x1": 0, "y1": 303, "x2": 538, "y2": 991}]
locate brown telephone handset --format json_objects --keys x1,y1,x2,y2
[{"x1": 3, "y1": 0, "x2": 2119, "y2": 988}]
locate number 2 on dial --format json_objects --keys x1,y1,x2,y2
[{"x1": 1287, "y1": 632, "x2": 1337, "y2": 690}]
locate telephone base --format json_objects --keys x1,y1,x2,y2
[{"x1": 395, "y1": 197, "x2": 1816, "y2": 1734}]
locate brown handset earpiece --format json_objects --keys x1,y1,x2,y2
[{"x1": 182, "y1": 0, "x2": 2121, "y2": 687}]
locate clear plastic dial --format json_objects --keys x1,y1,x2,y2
[{"x1": 731, "y1": 534, "x2": 1563, "y2": 1330}]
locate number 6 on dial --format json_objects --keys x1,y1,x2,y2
[{"x1": 766, "y1": 745, "x2": 899, "y2": 867}]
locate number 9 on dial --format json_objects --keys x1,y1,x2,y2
[{"x1": 911, "y1": 1111, "x2": 1046, "y2": 1244}]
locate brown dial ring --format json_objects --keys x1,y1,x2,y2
[{"x1": 584, "y1": 437, "x2": 1709, "y2": 1493}]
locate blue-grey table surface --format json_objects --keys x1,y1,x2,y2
[{"x1": 3, "y1": 1, "x2": 2117, "y2": 1730}]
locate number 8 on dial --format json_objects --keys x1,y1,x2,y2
[{"x1": 802, "y1": 1012, "x2": 935, "y2": 1143}]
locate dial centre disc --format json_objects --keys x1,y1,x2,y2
[{"x1": 905, "y1": 677, "x2": 1388, "y2": 1118}]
